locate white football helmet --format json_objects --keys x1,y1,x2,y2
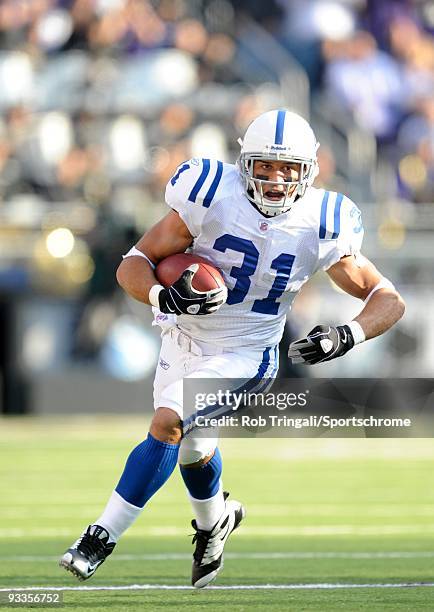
[{"x1": 238, "y1": 109, "x2": 319, "y2": 217}]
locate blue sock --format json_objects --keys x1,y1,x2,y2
[
  {"x1": 115, "y1": 433, "x2": 179, "y2": 507},
  {"x1": 180, "y1": 448, "x2": 222, "y2": 499}
]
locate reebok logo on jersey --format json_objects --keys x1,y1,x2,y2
[
  {"x1": 320, "y1": 339, "x2": 333, "y2": 353},
  {"x1": 159, "y1": 358, "x2": 170, "y2": 370},
  {"x1": 258, "y1": 221, "x2": 269, "y2": 232}
]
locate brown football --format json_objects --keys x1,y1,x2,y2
[{"x1": 155, "y1": 253, "x2": 225, "y2": 292}]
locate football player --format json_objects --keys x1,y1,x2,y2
[{"x1": 60, "y1": 109, "x2": 405, "y2": 588}]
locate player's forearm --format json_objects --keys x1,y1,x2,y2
[
  {"x1": 353, "y1": 289, "x2": 405, "y2": 340},
  {"x1": 116, "y1": 257, "x2": 157, "y2": 305}
]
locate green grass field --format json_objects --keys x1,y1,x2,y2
[{"x1": 1, "y1": 415, "x2": 434, "y2": 610}]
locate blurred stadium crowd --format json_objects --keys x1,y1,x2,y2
[
  {"x1": 0, "y1": 0, "x2": 433, "y2": 410},
  {"x1": 1, "y1": 1, "x2": 434, "y2": 280}
]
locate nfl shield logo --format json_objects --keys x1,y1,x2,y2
[{"x1": 259, "y1": 221, "x2": 269, "y2": 232}]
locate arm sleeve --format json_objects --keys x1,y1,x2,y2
[
  {"x1": 318, "y1": 193, "x2": 364, "y2": 271},
  {"x1": 165, "y1": 158, "x2": 219, "y2": 237}
]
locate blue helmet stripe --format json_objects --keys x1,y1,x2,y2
[
  {"x1": 188, "y1": 159, "x2": 210, "y2": 202},
  {"x1": 274, "y1": 110, "x2": 286, "y2": 145},
  {"x1": 331, "y1": 193, "x2": 344, "y2": 239},
  {"x1": 203, "y1": 161, "x2": 223, "y2": 208},
  {"x1": 319, "y1": 190, "x2": 330, "y2": 239}
]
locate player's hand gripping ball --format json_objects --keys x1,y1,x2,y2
[{"x1": 155, "y1": 253, "x2": 227, "y2": 315}]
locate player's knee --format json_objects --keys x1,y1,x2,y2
[
  {"x1": 179, "y1": 448, "x2": 214, "y2": 468},
  {"x1": 150, "y1": 407, "x2": 182, "y2": 445}
]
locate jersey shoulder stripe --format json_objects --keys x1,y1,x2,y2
[
  {"x1": 169, "y1": 158, "x2": 225, "y2": 209},
  {"x1": 188, "y1": 158, "x2": 211, "y2": 202},
  {"x1": 331, "y1": 193, "x2": 343, "y2": 239},
  {"x1": 203, "y1": 160, "x2": 223, "y2": 208},
  {"x1": 319, "y1": 190, "x2": 329, "y2": 239},
  {"x1": 319, "y1": 190, "x2": 344, "y2": 240},
  {"x1": 165, "y1": 159, "x2": 236, "y2": 236}
]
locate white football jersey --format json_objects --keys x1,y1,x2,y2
[{"x1": 162, "y1": 158, "x2": 364, "y2": 349}]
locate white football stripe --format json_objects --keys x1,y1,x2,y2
[
  {"x1": 4, "y1": 503, "x2": 434, "y2": 517},
  {"x1": 2, "y1": 551, "x2": 434, "y2": 562},
  {"x1": 1, "y1": 583, "x2": 434, "y2": 592},
  {"x1": 3, "y1": 524, "x2": 434, "y2": 538}
]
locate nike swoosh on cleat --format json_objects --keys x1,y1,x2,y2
[{"x1": 86, "y1": 561, "x2": 100, "y2": 572}]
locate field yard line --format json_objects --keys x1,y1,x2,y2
[
  {"x1": 4, "y1": 503, "x2": 434, "y2": 518},
  {"x1": 1, "y1": 583, "x2": 434, "y2": 592},
  {"x1": 4, "y1": 524, "x2": 434, "y2": 539},
  {"x1": 4, "y1": 525, "x2": 434, "y2": 537},
  {"x1": 2, "y1": 551, "x2": 434, "y2": 562}
]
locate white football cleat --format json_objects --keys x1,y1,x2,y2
[
  {"x1": 191, "y1": 491, "x2": 245, "y2": 588},
  {"x1": 59, "y1": 525, "x2": 115, "y2": 581}
]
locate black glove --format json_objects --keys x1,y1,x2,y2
[
  {"x1": 288, "y1": 324, "x2": 355, "y2": 365},
  {"x1": 157, "y1": 264, "x2": 227, "y2": 316}
]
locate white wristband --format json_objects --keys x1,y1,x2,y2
[
  {"x1": 149, "y1": 284, "x2": 164, "y2": 308},
  {"x1": 122, "y1": 246, "x2": 156, "y2": 270},
  {"x1": 364, "y1": 277, "x2": 395, "y2": 303},
  {"x1": 348, "y1": 320, "x2": 366, "y2": 345}
]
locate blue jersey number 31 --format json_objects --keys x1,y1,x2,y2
[{"x1": 213, "y1": 234, "x2": 295, "y2": 315}]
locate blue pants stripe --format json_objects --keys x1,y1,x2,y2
[{"x1": 182, "y1": 346, "x2": 279, "y2": 436}]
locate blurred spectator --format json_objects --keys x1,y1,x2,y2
[
  {"x1": 0, "y1": 1, "x2": 432, "y2": 216},
  {"x1": 363, "y1": 0, "x2": 419, "y2": 51},
  {"x1": 276, "y1": 0, "x2": 357, "y2": 90},
  {"x1": 323, "y1": 31, "x2": 405, "y2": 141},
  {"x1": 88, "y1": 0, "x2": 171, "y2": 55},
  {"x1": 388, "y1": 16, "x2": 434, "y2": 103},
  {"x1": 397, "y1": 97, "x2": 434, "y2": 202}
]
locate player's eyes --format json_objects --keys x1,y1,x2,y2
[{"x1": 259, "y1": 164, "x2": 298, "y2": 172}]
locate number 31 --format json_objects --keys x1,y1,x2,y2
[{"x1": 213, "y1": 234, "x2": 295, "y2": 315}]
